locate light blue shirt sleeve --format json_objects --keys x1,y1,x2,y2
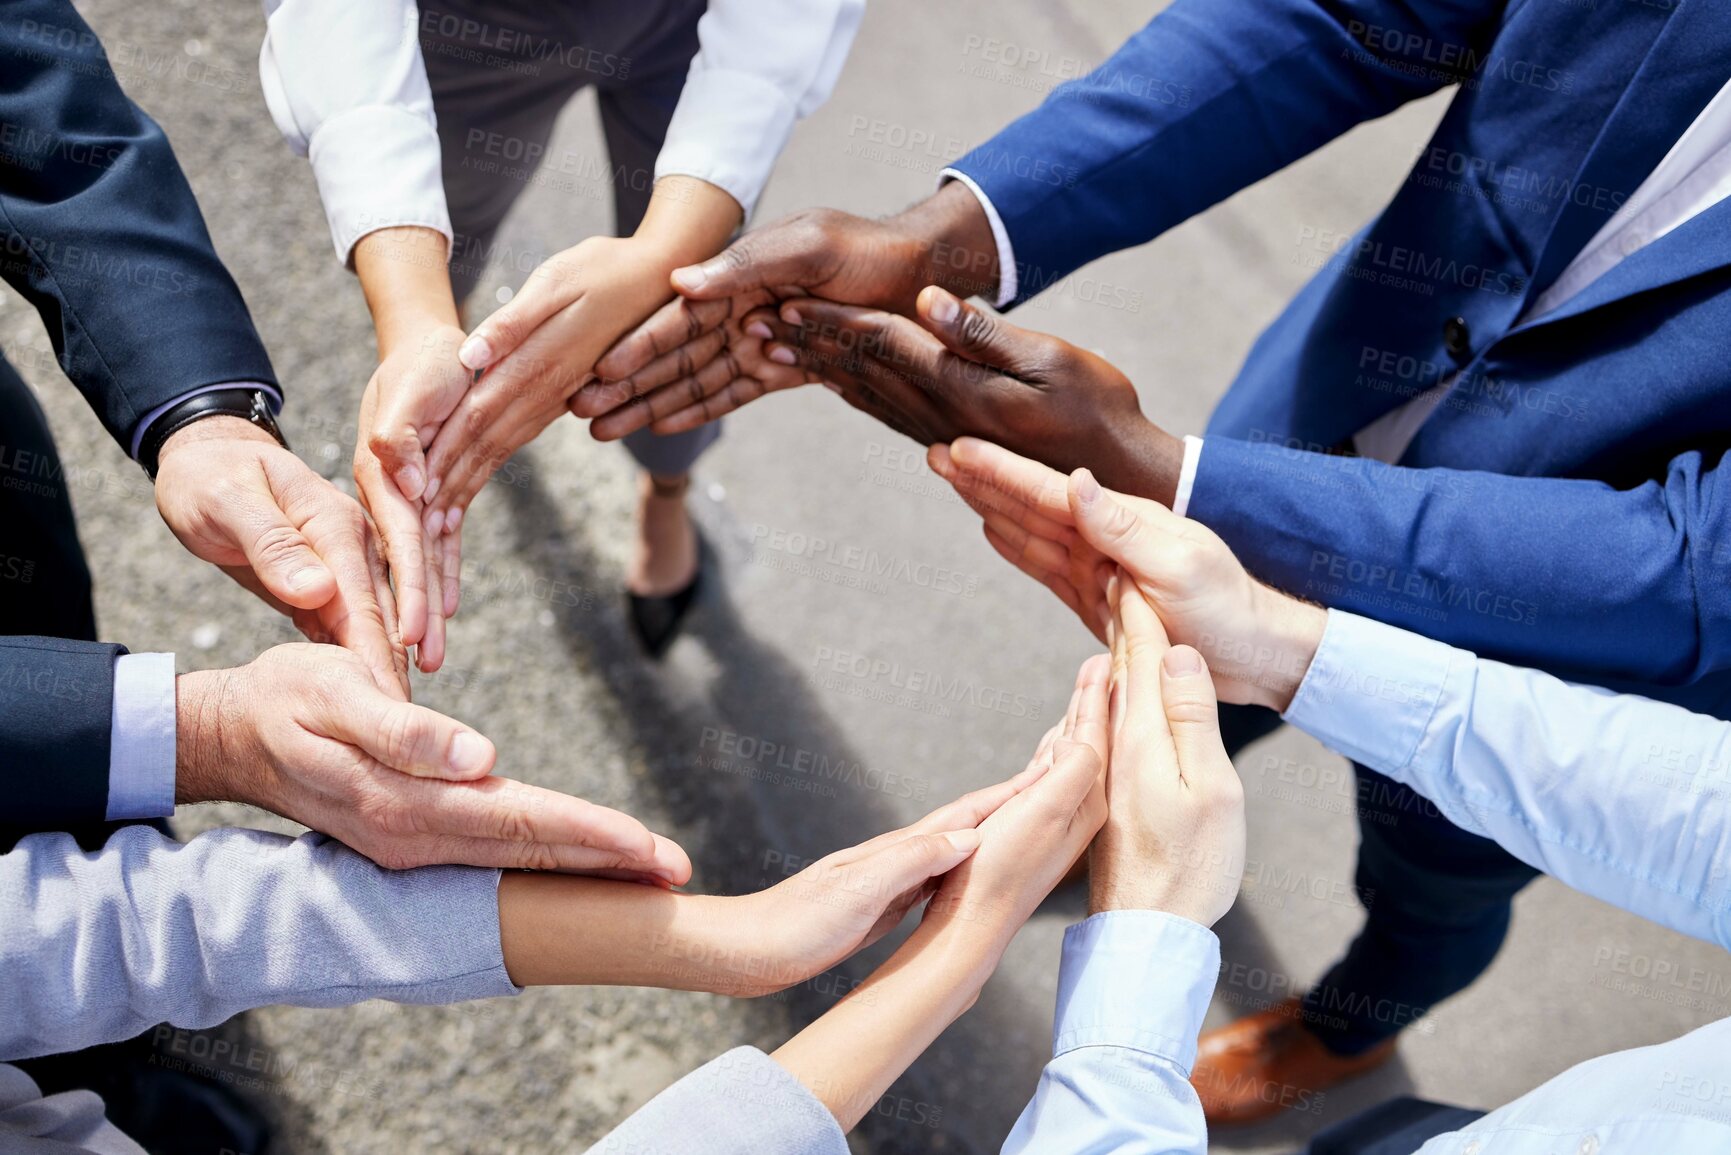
[
  {"x1": 1002, "y1": 910, "x2": 1219, "y2": 1155},
  {"x1": 0, "y1": 826, "x2": 518, "y2": 1060},
  {"x1": 105, "y1": 653, "x2": 176, "y2": 821},
  {"x1": 1283, "y1": 610, "x2": 1731, "y2": 950}
]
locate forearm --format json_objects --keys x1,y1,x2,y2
[
  {"x1": 1286, "y1": 611, "x2": 1731, "y2": 951},
  {"x1": 1189, "y1": 438, "x2": 1731, "y2": 684},
  {"x1": 771, "y1": 917, "x2": 1003, "y2": 1131},
  {"x1": 354, "y1": 227, "x2": 462, "y2": 356},
  {"x1": 499, "y1": 873, "x2": 769, "y2": 994},
  {"x1": 0, "y1": 826, "x2": 513, "y2": 1060}
]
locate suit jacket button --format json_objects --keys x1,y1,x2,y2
[{"x1": 1443, "y1": 316, "x2": 1472, "y2": 363}]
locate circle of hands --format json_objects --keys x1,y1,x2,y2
[{"x1": 170, "y1": 201, "x2": 1338, "y2": 976}]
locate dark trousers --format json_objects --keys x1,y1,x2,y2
[{"x1": 1221, "y1": 702, "x2": 1541, "y2": 1056}]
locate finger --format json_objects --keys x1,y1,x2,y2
[
  {"x1": 641, "y1": 372, "x2": 784, "y2": 437},
  {"x1": 982, "y1": 509, "x2": 1072, "y2": 578},
  {"x1": 1070, "y1": 467, "x2": 1183, "y2": 573},
  {"x1": 1159, "y1": 646, "x2": 1226, "y2": 788},
  {"x1": 458, "y1": 269, "x2": 572, "y2": 372},
  {"x1": 669, "y1": 230, "x2": 809, "y2": 301},
  {"x1": 441, "y1": 524, "x2": 463, "y2": 618},
  {"x1": 394, "y1": 774, "x2": 685, "y2": 876},
  {"x1": 418, "y1": 505, "x2": 447, "y2": 672},
  {"x1": 591, "y1": 348, "x2": 748, "y2": 440},
  {"x1": 852, "y1": 829, "x2": 982, "y2": 914},
  {"x1": 1115, "y1": 573, "x2": 1174, "y2": 751},
  {"x1": 237, "y1": 499, "x2": 336, "y2": 610},
  {"x1": 595, "y1": 295, "x2": 740, "y2": 382},
  {"x1": 1024, "y1": 732, "x2": 1105, "y2": 818},
  {"x1": 358, "y1": 469, "x2": 430, "y2": 648},
  {"x1": 914, "y1": 285, "x2": 1047, "y2": 376},
  {"x1": 318, "y1": 685, "x2": 496, "y2": 779},
  {"x1": 581, "y1": 327, "x2": 729, "y2": 416},
  {"x1": 362, "y1": 521, "x2": 413, "y2": 698},
  {"x1": 948, "y1": 439, "x2": 1074, "y2": 522},
  {"x1": 1070, "y1": 653, "x2": 1112, "y2": 769}
]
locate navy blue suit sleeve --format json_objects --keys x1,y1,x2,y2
[
  {"x1": 0, "y1": 0, "x2": 277, "y2": 452},
  {"x1": 0, "y1": 637, "x2": 124, "y2": 827},
  {"x1": 951, "y1": 0, "x2": 1505, "y2": 306},
  {"x1": 1187, "y1": 439, "x2": 1731, "y2": 688}
]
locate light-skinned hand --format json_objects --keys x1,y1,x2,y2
[
  {"x1": 931, "y1": 437, "x2": 1326, "y2": 710},
  {"x1": 175, "y1": 643, "x2": 691, "y2": 881},
  {"x1": 154, "y1": 416, "x2": 406, "y2": 695},
  {"x1": 1092, "y1": 573, "x2": 1245, "y2": 926}
]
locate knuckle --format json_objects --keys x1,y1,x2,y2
[{"x1": 957, "y1": 307, "x2": 998, "y2": 350}]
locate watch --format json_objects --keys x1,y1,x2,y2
[{"x1": 138, "y1": 388, "x2": 289, "y2": 480}]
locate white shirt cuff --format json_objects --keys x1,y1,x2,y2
[
  {"x1": 307, "y1": 104, "x2": 453, "y2": 266},
  {"x1": 655, "y1": 69, "x2": 799, "y2": 218},
  {"x1": 938, "y1": 169, "x2": 1019, "y2": 307},
  {"x1": 1053, "y1": 910, "x2": 1220, "y2": 1075},
  {"x1": 1280, "y1": 609, "x2": 1455, "y2": 780},
  {"x1": 107, "y1": 653, "x2": 177, "y2": 821},
  {"x1": 1171, "y1": 435, "x2": 1205, "y2": 518}
]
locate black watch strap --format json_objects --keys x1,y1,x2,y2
[{"x1": 138, "y1": 389, "x2": 288, "y2": 480}]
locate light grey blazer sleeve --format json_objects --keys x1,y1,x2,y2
[
  {"x1": 0, "y1": 826, "x2": 520, "y2": 1060},
  {"x1": 586, "y1": 1047, "x2": 849, "y2": 1155}
]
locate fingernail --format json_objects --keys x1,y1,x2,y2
[
  {"x1": 822, "y1": 381, "x2": 844, "y2": 395},
  {"x1": 745, "y1": 321, "x2": 773, "y2": 340},
  {"x1": 942, "y1": 829, "x2": 982, "y2": 853},
  {"x1": 458, "y1": 335, "x2": 493, "y2": 371},
  {"x1": 768, "y1": 346, "x2": 798, "y2": 365},
  {"x1": 1164, "y1": 647, "x2": 1202, "y2": 676},
  {"x1": 671, "y1": 264, "x2": 708, "y2": 291},
  {"x1": 424, "y1": 508, "x2": 446, "y2": 534},
  {"x1": 446, "y1": 507, "x2": 464, "y2": 531},
  {"x1": 288, "y1": 567, "x2": 322, "y2": 591},
  {"x1": 781, "y1": 306, "x2": 803, "y2": 326},
  {"x1": 424, "y1": 475, "x2": 441, "y2": 503},
  {"x1": 928, "y1": 290, "x2": 960, "y2": 324},
  {"x1": 1075, "y1": 469, "x2": 1100, "y2": 506},
  {"x1": 448, "y1": 730, "x2": 494, "y2": 776},
  {"x1": 397, "y1": 464, "x2": 424, "y2": 497}
]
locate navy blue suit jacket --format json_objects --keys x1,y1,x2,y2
[
  {"x1": 952, "y1": 0, "x2": 1731, "y2": 713},
  {"x1": 1, "y1": 0, "x2": 277, "y2": 823}
]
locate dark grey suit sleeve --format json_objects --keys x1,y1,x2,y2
[
  {"x1": 0, "y1": 636, "x2": 123, "y2": 827},
  {"x1": 0, "y1": 0, "x2": 278, "y2": 452}
]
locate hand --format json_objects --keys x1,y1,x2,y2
[
  {"x1": 154, "y1": 417, "x2": 406, "y2": 693},
  {"x1": 1092, "y1": 573, "x2": 1245, "y2": 927},
  {"x1": 766, "y1": 656, "x2": 1110, "y2": 1132},
  {"x1": 426, "y1": 177, "x2": 742, "y2": 528},
  {"x1": 717, "y1": 757, "x2": 1065, "y2": 997},
  {"x1": 921, "y1": 654, "x2": 1110, "y2": 943},
  {"x1": 758, "y1": 286, "x2": 1181, "y2": 497},
  {"x1": 931, "y1": 437, "x2": 1326, "y2": 710},
  {"x1": 583, "y1": 182, "x2": 1001, "y2": 427},
  {"x1": 355, "y1": 322, "x2": 472, "y2": 673},
  {"x1": 572, "y1": 288, "x2": 820, "y2": 440},
  {"x1": 176, "y1": 643, "x2": 692, "y2": 881}
]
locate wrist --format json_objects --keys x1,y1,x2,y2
[
  {"x1": 895, "y1": 181, "x2": 1000, "y2": 303},
  {"x1": 173, "y1": 668, "x2": 244, "y2": 806},
  {"x1": 1248, "y1": 590, "x2": 1328, "y2": 713},
  {"x1": 633, "y1": 176, "x2": 744, "y2": 270},
  {"x1": 354, "y1": 227, "x2": 462, "y2": 355},
  {"x1": 1097, "y1": 416, "x2": 1184, "y2": 506},
  {"x1": 157, "y1": 414, "x2": 278, "y2": 465}
]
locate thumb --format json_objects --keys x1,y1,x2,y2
[
  {"x1": 670, "y1": 235, "x2": 782, "y2": 300},
  {"x1": 915, "y1": 285, "x2": 1038, "y2": 373},
  {"x1": 368, "y1": 420, "x2": 430, "y2": 503},
  {"x1": 1158, "y1": 646, "x2": 1227, "y2": 780},
  {"x1": 458, "y1": 274, "x2": 565, "y2": 372},
  {"x1": 857, "y1": 829, "x2": 982, "y2": 907},
  {"x1": 327, "y1": 688, "x2": 498, "y2": 780},
  {"x1": 1070, "y1": 468, "x2": 1162, "y2": 575},
  {"x1": 241, "y1": 512, "x2": 336, "y2": 611}
]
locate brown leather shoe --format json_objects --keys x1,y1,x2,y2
[{"x1": 1191, "y1": 998, "x2": 1396, "y2": 1125}]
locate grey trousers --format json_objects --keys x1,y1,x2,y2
[{"x1": 419, "y1": 0, "x2": 720, "y2": 477}]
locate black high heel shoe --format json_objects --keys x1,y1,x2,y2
[{"x1": 627, "y1": 475, "x2": 703, "y2": 658}]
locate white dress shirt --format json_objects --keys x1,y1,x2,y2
[{"x1": 259, "y1": 0, "x2": 864, "y2": 264}]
